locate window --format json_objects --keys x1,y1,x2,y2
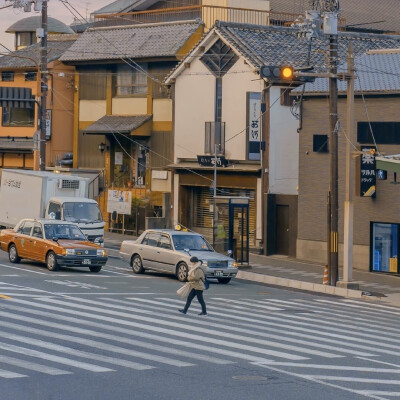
[
  {"x1": 32, "y1": 223, "x2": 43, "y2": 239},
  {"x1": 313, "y1": 135, "x2": 329, "y2": 153},
  {"x1": 372, "y1": 223, "x2": 398, "y2": 273},
  {"x1": 205, "y1": 121, "x2": 225, "y2": 154},
  {"x1": 358, "y1": 122, "x2": 400, "y2": 145},
  {"x1": 2, "y1": 107, "x2": 34, "y2": 127},
  {"x1": 1, "y1": 71, "x2": 14, "y2": 82},
  {"x1": 142, "y1": 232, "x2": 160, "y2": 247},
  {"x1": 48, "y1": 202, "x2": 61, "y2": 220},
  {"x1": 25, "y1": 72, "x2": 37, "y2": 81},
  {"x1": 21, "y1": 221, "x2": 34, "y2": 235},
  {"x1": 79, "y1": 68, "x2": 107, "y2": 100},
  {"x1": 158, "y1": 235, "x2": 172, "y2": 250},
  {"x1": 16, "y1": 32, "x2": 34, "y2": 48},
  {"x1": 115, "y1": 64, "x2": 148, "y2": 96},
  {"x1": 280, "y1": 88, "x2": 292, "y2": 106}
]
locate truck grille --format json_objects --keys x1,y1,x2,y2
[{"x1": 208, "y1": 261, "x2": 228, "y2": 268}]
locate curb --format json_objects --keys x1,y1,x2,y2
[{"x1": 236, "y1": 270, "x2": 365, "y2": 299}]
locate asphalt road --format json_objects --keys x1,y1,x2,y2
[{"x1": 0, "y1": 250, "x2": 399, "y2": 400}]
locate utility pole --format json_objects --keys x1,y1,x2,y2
[
  {"x1": 213, "y1": 143, "x2": 217, "y2": 248},
  {"x1": 340, "y1": 43, "x2": 358, "y2": 288},
  {"x1": 39, "y1": 0, "x2": 48, "y2": 171}
]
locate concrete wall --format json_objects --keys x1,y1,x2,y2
[
  {"x1": 153, "y1": 99, "x2": 172, "y2": 122},
  {"x1": 79, "y1": 100, "x2": 106, "y2": 121},
  {"x1": 297, "y1": 95, "x2": 400, "y2": 269},
  {"x1": 269, "y1": 86, "x2": 299, "y2": 195}
]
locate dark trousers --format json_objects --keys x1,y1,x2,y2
[{"x1": 183, "y1": 289, "x2": 206, "y2": 313}]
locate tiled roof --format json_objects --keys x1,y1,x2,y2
[
  {"x1": 0, "y1": 37, "x2": 77, "y2": 69},
  {"x1": 7, "y1": 16, "x2": 74, "y2": 34},
  {"x1": 83, "y1": 115, "x2": 152, "y2": 134},
  {"x1": 269, "y1": 0, "x2": 400, "y2": 33},
  {"x1": 292, "y1": 51, "x2": 400, "y2": 94},
  {"x1": 61, "y1": 20, "x2": 203, "y2": 62},
  {"x1": 0, "y1": 138, "x2": 34, "y2": 152},
  {"x1": 215, "y1": 22, "x2": 400, "y2": 73},
  {"x1": 166, "y1": 22, "x2": 400, "y2": 82}
]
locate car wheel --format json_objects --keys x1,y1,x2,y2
[
  {"x1": 176, "y1": 262, "x2": 188, "y2": 282},
  {"x1": 131, "y1": 255, "x2": 145, "y2": 274},
  {"x1": 89, "y1": 265, "x2": 102, "y2": 273},
  {"x1": 46, "y1": 251, "x2": 59, "y2": 271},
  {"x1": 217, "y1": 277, "x2": 231, "y2": 284},
  {"x1": 8, "y1": 244, "x2": 20, "y2": 264}
]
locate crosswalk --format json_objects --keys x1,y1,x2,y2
[{"x1": 1, "y1": 293, "x2": 400, "y2": 399}]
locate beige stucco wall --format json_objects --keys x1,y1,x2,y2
[
  {"x1": 79, "y1": 100, "x2": 106, "y2": 122},
  {"x1": 223, "y1": 60, "x2": 264, "y2": 160},
  {"x1": 153, "y1": 99, "x2": 172, "y2": 122},
  {"x1": 112, "y1": 98, "x2": 147, "y2": 116},
  {"x1": 151, "y1": 171, "x2": 171, "y2": 192},
  {"x1": 174, "y1": 59, "x2": 215, "y2": 162}
]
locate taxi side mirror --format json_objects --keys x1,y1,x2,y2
[
  {"x1": 227, "y1": 250, "x2": 233, "y2": 257},
  {"x1": 52, "y1": 237, "x2": 59, "y2": 242}
]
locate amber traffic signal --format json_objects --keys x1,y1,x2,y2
[{"x1": 260, "y1": 65, "x2": 294, "y2": 81}]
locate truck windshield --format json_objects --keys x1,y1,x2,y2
[
  {"x1": 63, "y1": 202, "x2": 103, "y2": 224},
  {"x1": 44, "y1": 223, "x2": 86, "y2": 240}
]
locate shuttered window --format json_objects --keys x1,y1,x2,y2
[{"x1": 79, "y1": 69, "x2": 107, "y2": 100}]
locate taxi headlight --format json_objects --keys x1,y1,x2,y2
[
  {"x1": 65, "y1": 249, "x2": 75, "y2": 256},
  {"x1": 97, "y1": 249, "x2": 107, "y2": 257},
  {"x1": 201, "y1": 260, "x2": 208, "y2": 267},
  {"x1": 229, "y1": 260, "x2": 238, "y2": 268}
]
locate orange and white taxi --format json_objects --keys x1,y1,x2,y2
[{"x1": 0, "y1": 219, "x2": 107, "y2": 272}]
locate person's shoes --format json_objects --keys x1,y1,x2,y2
[
  {"x1": 179, "y1": 309, "x2": 187, "y2": 314},
  {"x1": 198, "y1": 312, "x2": 207, "y2": 316}
]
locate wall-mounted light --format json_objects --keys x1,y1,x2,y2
[{"x1": 98, "y1": 142, "x2": 106, "y2": 153}]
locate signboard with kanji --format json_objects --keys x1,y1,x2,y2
[
  {"x1": 360, "y1": 146, "x2": 376, "y2": 197},
  {"x1": 197, "y1": 155, "x2": 228, "y2": 167},
  {"x1": 247, "y1": 92, "x2": 261, "y2": 161},
  {"x1": 107, "y1": 190, "x2": 132, "y2": 215}
]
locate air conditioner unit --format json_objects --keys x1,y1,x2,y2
[{"x1": 58, "y1": 179, "x2": 80, "y2": 190}]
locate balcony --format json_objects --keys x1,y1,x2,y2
[{"x1": 93, "y1": 5, "x2": 316, "y2": 30}]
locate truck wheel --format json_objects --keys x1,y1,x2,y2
[
  {"x1": 217, "y1": 278, "x2": 231, "y2": 284},
  {"x1": 46, "y1": 251, "x2": 59, "y2": 271},
  {"x1": 89, "y1": 265, "x2": 102, "y2": 273},
  {"x1": 176, "y1": 262, "x2": 188, "y2": 282},
  {"x1": 131, "y1": 255, "x2": 144, "y2": 274},
  {"x1": 8, "y1": 244, "x2": 20, "y2": 264}
]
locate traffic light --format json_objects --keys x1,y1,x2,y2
[{"x1": 259, "y1": 65, "x2": 294, "y2": 82}]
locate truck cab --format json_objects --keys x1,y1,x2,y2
[{"x1": 45, "y1": 197, "x2": 105, "y2": 245}]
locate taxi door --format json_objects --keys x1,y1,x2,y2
[
  {"x1": 30, "y1": 223, "x2": 48, "y2": 262},
  {"x1": 153, "y1": 234, "x2": 176, "y2": 273},
  {"x1": 15, "y1": 220, "x2": 34, "y2": 259}
]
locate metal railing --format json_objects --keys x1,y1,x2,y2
[{"x1": 93, "y1": 5, "x2": 333, "y2": 30}]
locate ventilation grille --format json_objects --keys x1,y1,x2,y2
[{"x1": 58, "y1": 179, "x2": 80, "y2": 190}]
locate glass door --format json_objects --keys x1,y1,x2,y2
[{"x1": 371, "y1": 223, "x2": 398, "y2": 273}]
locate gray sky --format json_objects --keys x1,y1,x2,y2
[{"x1": 0, "y1": 0, "x2": 112, "y2": 51}]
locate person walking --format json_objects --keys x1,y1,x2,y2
[{"x1": 179, "y1": 256, "x2": 207, "y2": 316}]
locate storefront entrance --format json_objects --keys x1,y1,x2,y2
[{"x1": 371, "y1": 222, "x2": 399, "y2": 274}]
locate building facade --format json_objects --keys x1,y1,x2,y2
[
  {"x1": 296, "y1": 50, "x2": 400, "y2": 273},
  {"x1": 60, "y1": 20, "x2": 204, "y2": 230}
]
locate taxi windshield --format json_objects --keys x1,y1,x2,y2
[
  {"x1": 44, "y1": 223, "x2": 86, "y2": 241},
  {"x1": 172, "y1": 234, "x2": 213, "y2": 251}
]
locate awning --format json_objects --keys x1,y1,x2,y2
[
  {"x1": 0, "y1": 137, "x2": 34, "y2": 153},
  {"x1": 169, "y1": 161, "x2": 261, "y2": 173},
  {"x1": 376, "y1": 155, "x2": 400, "y2": 174},
  {"x1": 83, "y1": 115, "x2": 152, "y2": 136}
]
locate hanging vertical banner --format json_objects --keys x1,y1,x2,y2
[
  {"x1": 247, "y1": 92, "x2": 261, "y2": 161},
  {"x1": 360, "y1": 146, "x2": 376, "y2": 197}
]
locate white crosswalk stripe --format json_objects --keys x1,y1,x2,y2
[{"x1": 0, "y1": 291, "x2": 400, "y2": 400}]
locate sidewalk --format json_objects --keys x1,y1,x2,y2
[{"x1": 104, "y1": 231, "x2": 400, "y2": 307}]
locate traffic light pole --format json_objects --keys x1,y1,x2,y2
[
  {"x1": 39, "y1": 0, "x2": 48, "y2": 171},
  {"x1": 329, "y1": 34, "x2": 339, "y2": 286}
]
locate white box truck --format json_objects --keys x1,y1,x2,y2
[{"x1": 0, "y1": 170, "x2": 105, "y2": 244}]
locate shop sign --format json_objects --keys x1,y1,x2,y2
[
  {"x1": 45, "y1": 110, "x2": 52, "y2": 139},
  {"x1": 197, "y1": 155, "x2": 228, "y2": 167},
  {"x1": 360, "y1": 146, "x2": 376, "y2": 197},
  {"x1": 107, "y1": 190, "x2": 132, "y2": 215},
  {"x1": 247, "y1": 92, "x2": 261, "y2": 161}
]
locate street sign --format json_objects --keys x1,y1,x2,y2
[
  {"x1": 359, "y1": 146, "x2": 376, "y2": 197},
  {"x1": 197, "y1": 155, "x2": 228, "y2": 167}
]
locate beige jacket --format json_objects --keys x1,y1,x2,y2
[{"x1": 187, "y1": 263, "x2": 206, "y2": 291}]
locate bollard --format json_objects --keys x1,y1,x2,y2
[{"x1": 323, "y1": 265, "x2": 329, "y2": 285}]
